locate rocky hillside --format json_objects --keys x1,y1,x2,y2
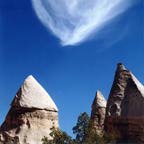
[{"x1": 90, "y1": 63, "x2": 144, "y2": 143}]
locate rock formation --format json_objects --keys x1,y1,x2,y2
[
  {"x1": 90, "y1": 91, "x2": 107, "y2": 136},
  {"x1": 0, "y1": 75, "x2": 59, "y2": 144},
  {"x1": 105, "y1": 63, "x2": 144, "y2": 143}
]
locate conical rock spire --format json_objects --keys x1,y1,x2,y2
[
  {"x1": 90, "y1": 90, "x2": 107, "y2": 135},
  {"x1": 11, "y1": 75, "x2": 58, "y2": 111},
  {"x1": 106, "y1": 63, "x2": 144, "y2": 117},
  {"x1": 92, "y1": 90, "x2": 107, "y2": 108},
  {"x1": 106, "y1": 63, "x2": 131, "y2": 116},
  {"x1": 105, "y1": 63, "x2": 144, "y2": 143},
  {"x1": 0, "y1": 75, "x2": 59, "y2": 144}
]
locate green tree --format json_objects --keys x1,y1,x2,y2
[
  {"x1": 72, "y1": 112, "x2": 90, "y2": 143},
  {"x1": 41, "y1": 136, "x2": 49, "y2": 144},
  {"x1": 42, "y1": 112, "x2": 116, "y2": 144},
  {"x1": 84, "y1": 120, "x2": 104, "y2": 144},
  {"x1": 72, "y1": 112, "x2": 115, "y2": 144},
  {"x1": 42, "y1": 127, "x2": 74, "y2": 144}
]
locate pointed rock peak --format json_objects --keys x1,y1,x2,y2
[
  {"x1": 25, "y1": 75, "x2": 37, "y2": 81},
  {"x1": 11, "y1": 75, "x2": 58, "y2": 111},
  {"x1": 116, "y1": 63, "x2": 126, "y2": 71},
  {"x1": 92, "y1": 90, "x2": 107, "y2": 108}
]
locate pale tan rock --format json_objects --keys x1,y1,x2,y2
[
  {"x1": 11, "y1": 75, "x2": 58, "y2": 111},
  {"x1": 90, "y1": 91, "x2": 107, "y2": 135},
  {"x1": 0, "y1": 75, "x2": 59, "y2": 144}
]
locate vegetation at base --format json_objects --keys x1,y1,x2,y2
[
  {"x1": 42, "y1": 127, "x2": 74, "y2": 144},
  {"x1": 42, "y1": 112, "x2": 116, "y2": 144}
]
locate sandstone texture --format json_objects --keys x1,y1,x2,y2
[
  {"x1": 105, "y1": 63, "x2": 144, "y2": 143},
  {"x1": 0, "y1": 75, "x2": 59, "y2": 144},
  {"x1": 90, "y1": 91, "x2": 107, "y2": 135}
]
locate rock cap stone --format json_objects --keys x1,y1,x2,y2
[
  {"x1": 11, "y1": 75, "x2": 58, "y2": 111},
  {"x1": 92, "y1": 90, "x2": 107, "y2": 108}
]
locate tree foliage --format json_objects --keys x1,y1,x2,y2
[
  {"x1": 42, "y1": 127, "x2": 74, "y2": 144},
  {"x1": 42, "y1": 112, "x2": 116, "y2": 144},
  {"x1": 72, "y1": 112, "x2": 90, "y2": 143}
]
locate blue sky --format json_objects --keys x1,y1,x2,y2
[{"x1": 0, "y1": 0, "x2": 143, "y2": 136}]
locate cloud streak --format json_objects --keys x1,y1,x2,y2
[{"x1": 32, "y1": 0, "x2": 135, "y2": 46}]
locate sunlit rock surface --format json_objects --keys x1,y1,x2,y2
[{"x1": 0, "y1": 75, "x2": 59, "y2": 144}]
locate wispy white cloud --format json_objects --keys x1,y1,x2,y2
[{"x1": 32, "y1": 0, "x2": 135, "y2": 46}]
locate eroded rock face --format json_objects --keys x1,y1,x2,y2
[
  {"x1": 0, "y1": 75, "x2": 59, "y2": 144},
  {"x1": 90, "y1": 91, "x2": 107, "y2": 135},
  {"x1": 105, "y1": 63, "x2": 144, "y2": 143}
]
